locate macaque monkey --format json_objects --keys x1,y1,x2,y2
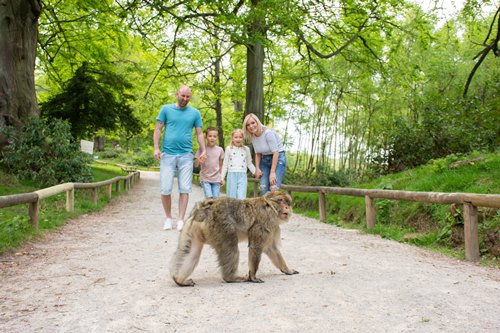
[{"x1": 170, "y1": 191, "x2": 298, "y2": 286}]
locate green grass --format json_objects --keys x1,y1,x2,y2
[
  {"x1": 0, "y1": 164, "x2": 128, "y2": 254},
  {"x1": 292, "y1": 151, "x2": 500, "y2": 266},
  {"x1": 2, "y1": 153, "x2": 499, "y2": 266}
]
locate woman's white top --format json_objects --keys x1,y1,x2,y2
[{"x1": 251, "y1": 128, "x2": 285, "y2": 155}]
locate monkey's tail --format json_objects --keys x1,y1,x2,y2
[{"x1": 169, "y1": 216, "x2": 195, "y2": 280}]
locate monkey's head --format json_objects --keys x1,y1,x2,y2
[
  {"x1": 264, "y1": 191, "x2": 292, "y2": 222},
  {"x1": 190, "y1": 199, "x2": 217, "y2": 222}
]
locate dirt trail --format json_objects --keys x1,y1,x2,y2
[{"x1": 1, "y1": 171, "x2": 499, "y2": 333}]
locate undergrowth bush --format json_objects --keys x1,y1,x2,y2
[
  {"x1": 286, "y1": 167, "x2": 351, "y2": 187},
  {"x1": 1, "y1": 117, "x2": 93, "y2": 187},
  {"x1": 131, "y1": 147, "x2": 157, "y2": 167},
  {"x1": 96, "y1": 146, "x2": 158, "y2": 168}
]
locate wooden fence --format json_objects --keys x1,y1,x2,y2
[
  {"x1": 0, "y1": 171, "x2": 140, "y2": 229},
  {"x1": 246, "y1": 179, "x2": 500, "y2": 263},
  {"x1": 4, "y1": 171, "x2": 498, "y2": 262}
]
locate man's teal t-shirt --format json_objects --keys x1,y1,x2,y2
[{"x1": 156, "y1": 104, "x2": 203, "y2": 155}]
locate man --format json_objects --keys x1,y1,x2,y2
[{"x1": 153, "y1": 85, "x2": 206, "y2": 231}]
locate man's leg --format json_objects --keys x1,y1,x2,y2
[
  {"x1": 160, "y1": 154, "x2": 175, "y2": 230},
  {"x1": 177, "y1": 152, "x2": 194, "y2": 230},
  {"x1": 161, "y1": 194, "x2": 172, "y2": 218},
  {"x1": 178, "y1": 193, "x2": 189, "y2": 221}
]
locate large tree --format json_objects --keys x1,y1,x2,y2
[
  {"x1": 120, "y1": 0, "x2": 407, "y2": 122},
  {"x1": 0, "y1": 0, "x2": 41, "y2": 146},
  {"x1": 40, "y1": 62, "x2": 141, "y2": 142}
]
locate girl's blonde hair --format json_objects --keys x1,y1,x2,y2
[
  {"x1": 242, "y1": 113, "x2": 266, "y2": 141},
  {"x1": 231, "y1": 128, "x2": 244, "y2": 147}
]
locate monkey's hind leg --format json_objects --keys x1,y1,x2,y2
[
  {"x1": 247, "y1": 245, "x2": 265, "y2": 283},
  {"x1": 170, "y1": 222, "x2": 204, "y2": 287}
]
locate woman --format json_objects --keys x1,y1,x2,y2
[{"x1": 242, "y1": 113, "x2": 286, "y2": 195}]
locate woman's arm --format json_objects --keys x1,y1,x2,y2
[
  {"x1": 254, "y1": 152, "x2": 262, "y2": 179},
  {"x1": 245, "y1": 146, "x2": 256, "y2": 175},
  {"x1": 269, "y1": 151, "x2": 279, "y2": 186}
]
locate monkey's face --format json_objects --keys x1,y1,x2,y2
[
  {"x1": 265, "y1": 191, "x2": 293, "y2": 222},
  {"x1": 279, "y1": 201, "x2": 292, "y2": 221}
]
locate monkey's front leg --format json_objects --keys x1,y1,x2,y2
[{"x1": 265, "y1": 244, "x2": 299, "y2": 275}]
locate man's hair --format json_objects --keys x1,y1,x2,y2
[{"x1": 177, "y1": 85, "x2": 192, "y2": 94}]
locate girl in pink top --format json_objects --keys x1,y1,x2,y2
[{"x1": 195, "y1": 127, "x2": 224, "y2": 198}]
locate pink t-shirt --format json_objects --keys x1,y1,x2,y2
[{"x1": 195, "y1": 145, "x2": 224, "y2": 182}]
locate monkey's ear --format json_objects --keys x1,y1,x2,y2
[
  {"x1": 284, "y1": 193, "x2": 292, "y2": 204},
  {"x1": 274, "y1": 192, "x2": 292, "y2": 204},
  {"x1": 202, "y1": 199, "x2": 216, "y2": 208}
]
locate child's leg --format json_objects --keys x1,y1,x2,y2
[
  {"x1": 226, "y1": 172, "x2": 237, "y2": 198},
  {"x1": 236, "y1": 173, "x2": 247, "y2": 199},
  {"x1": 201, "y1": 181, "x2": 214, "y2": 198},
  {"x1": 211, "y1": 182, "x2": 221, "y2": 198}
]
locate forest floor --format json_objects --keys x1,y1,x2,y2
[{"x1": 0, "y1": 171, "x2": 499, "y2": 333}]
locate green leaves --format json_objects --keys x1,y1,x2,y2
[
  {"x1": 1, "y1": 117, "x2": 93, "y2": 187},
  {"x1": 40, "y1": 62, "x2": 140, "y2": 141}
]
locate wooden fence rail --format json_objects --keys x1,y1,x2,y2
[
  {"x1": 0, "y1": 171, "x2": 140, "y2": 229},
  {"x1": 3, "y1": 172, "x2": 497, "y2": 263},
  {"x1": 247, "y1": 178, "x2": 500, "y2": 262}
]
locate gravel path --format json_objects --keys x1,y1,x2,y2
[{"x1": 1, "y1": 171, "x2": 499, "y2": 333}]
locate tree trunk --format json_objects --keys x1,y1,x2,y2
[
  {"x1": 0, "y1": 0, "x2": 41, "y2": 146},
  {"x1": 245, "y1": 42, "x2": 265, "y2": 121},
  {"x1": 244, "y1": 0, "x2": 265, "y2": 122},
  {"x1": 214, "y1": 56, "x2": 224, "y2": 147},
  {"x1": 94, "y1": 136, "x2": 104, "y2": 152}
]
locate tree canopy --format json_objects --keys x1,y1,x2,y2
[
  {"x1": 0, "y1": 0, "x2": 498, "y2": 180},
  {"x1": 39, "y1": 62, "x2": 141, "y2": 141}
]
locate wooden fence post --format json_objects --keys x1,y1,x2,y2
[
  {"x1": 105, "y1": 184, "x2": 112, "y2": 199},
  {"x1": 319, "y1": 190, "x2": 326, "y2": 222},
  {"x1": 463, "y1": 201, "x2": 480, "y2": 262},
  {"x1": 115, "y1": 180, "x2": 121, "y2": 193},
  {"x1": 92, "y1": 188, "x2": 98, "y2": 204},
  {"x1": 29, "y1": 201, "x2": 39, "y2": 229},
  {"x1": 66, "y1": 188, "x2": 74, "y2": 212},
  {"x1": 365, "y1": 195, "x2": 376, "y2": 229}
]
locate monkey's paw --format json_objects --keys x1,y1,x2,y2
[
  {"x1": 246, "y1": 277, "x2": 264, "y2": 283},
  {"x1": 283, "y1": 269, "x2": 299, "y2": 275},
  {"x1": 173, "y1": 277, "x2": 196, "y2": 287}
]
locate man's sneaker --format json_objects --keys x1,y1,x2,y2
[
  {"x1": 163, "y1": 218, "x2": 173, "y2": 230},
  {"x1": 176, "y1": 220, "x2": 184, "y2": 231}
]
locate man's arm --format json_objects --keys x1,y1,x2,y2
[
  {"x1": 153, "y1": 121, "x2": 164, "y2": 160},
  {"x1": 195, "y1": 127, "x2": 207, "y2": 163}
]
